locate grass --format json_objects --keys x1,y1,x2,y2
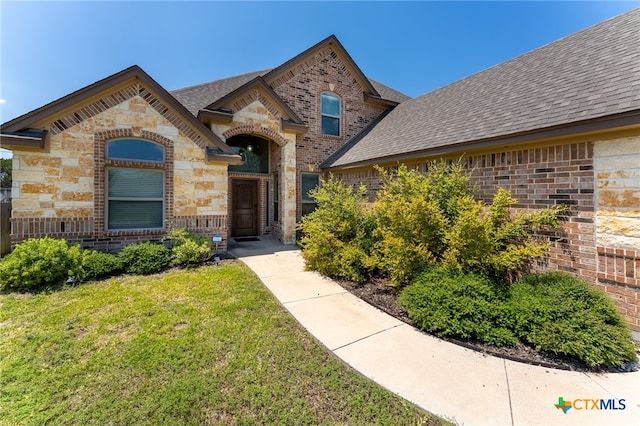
[{"x1": 0, "y1": 261, "x2": 443, "y2": 425}]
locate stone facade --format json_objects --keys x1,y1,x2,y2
[
  {"x1": 10, "y1": 81, "x2": 230, "y2": 251},
  {"x1": 332, "y1": 134, "x2": 640, "y2": 332},
  {"x1": 205, "y1": 45, "x2": 392, "y2": 242},
  {"x1": 209, "y1": 99, "x2": 298, "y2": 243}
]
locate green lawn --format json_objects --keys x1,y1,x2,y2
[{"x1": 0, "y1": 261, "x2": 443, "y2": 425}]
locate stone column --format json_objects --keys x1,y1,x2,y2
[
  {"x1": 281, "y1": 136, "x2": 297, "y2": 244},
  {"x1": 594, "y1": 136, "x2": 640, "y2": 249}
]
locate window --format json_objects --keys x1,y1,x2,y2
[
  {"x1": 106, "y1": 139, "x2": 165, "y2": 230},
  {"x1": 227, "y1": 135, "x2": 269, "y2": 174},
  {"x1": 265, "y1": 181, "x2": 270, "y2": 228},
  {"x1": 321, "y1": 92, "x2": 341, "y2": 136},
  {"x1": 301, "y1": 173, "x2": 320, "y2": 216},
  {"x1": 273, "y1": 173, "x2": 279, "y2": 222},
  {"x1": 107, "y1": 138, "x2": 164, "y2": 162}
]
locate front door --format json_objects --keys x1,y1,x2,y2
[{"x1": 232, "y1": 179, "x2": 258, "y2": 237}]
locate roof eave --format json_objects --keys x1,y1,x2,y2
[
  {"x1": 281, "y1": 119, "x2": 308, "y2": 134},
  {"x1": 205, "y1": 147, "x2": 243, "y2": 165},
  {"x1": 197, "y1": 109, "x2": 234, "y2": 124},
  {"x1": 363, "y1": 93, "x2": 400, "y2": 108},
  {"x1": 322, "y1": 109, "x2": 640, "y2": 171},
  {"x1": 1, "y1": 65, "x2": 235, "y2": 156},
  {"x1": 0, "y1": 132, "x2": 47, "y2": 151}
]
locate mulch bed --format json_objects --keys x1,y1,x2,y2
[{"x1": 335, "y1": 277, "x2": 637, "y2": 373}]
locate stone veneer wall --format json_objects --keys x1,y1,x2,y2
[
  {"x1": 593, "y1": 136, "x2": 640, "y2": 332},
  {"x1": 210, "y1": 99, "x2": 297, "y2": 243},
  {"x1": 11, "y1": 82, "x2": 230, "y2": 251},
  {"x1": 332, "y1": 136, "x2": 640, "y2": 332}
]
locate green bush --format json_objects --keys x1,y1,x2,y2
[
  {"x1": 297, "y1": 175, "x2": 377, "y2": 282},
  {"x1": 166, "y1": 228, "x2": 211, "y2": 266},
  {"x1": 372, "y1": 166, "x2": 447, "y2": 286},
  {"x1": 82, "y1": 250, "x2": 123, "y2": 281},
  {"x1": 400, "y1": 269, "x2": 637, "y2": 368},
  {"x1": 505, "y1": 272, "x2": 637, "y2": 367},
  {"x1": 0, "y1": 237, "x2": 83, "y2": 291},
  {"x1": 118, "y1": 241, "x2": 171, "y2": 275},
  {"x1": 372, "y1": 162, "x2": 564, "y2": 285},
  {"x1": 399, "y1": 268, "x2": 517, "y2": 346}
]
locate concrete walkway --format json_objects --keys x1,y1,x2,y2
[{"x1": 229, "y1": 237, "x2": 640, "y2": 426}]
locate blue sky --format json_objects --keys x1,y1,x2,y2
[{"x1": 0, "y1": 1, "x2": 637, "y2": 157}]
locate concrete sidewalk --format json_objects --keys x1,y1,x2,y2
[{"x1": 229, "y1": 238, "x2": 640, "y2": 426}]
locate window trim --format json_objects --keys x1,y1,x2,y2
[
  {"x1": 320, "y1": 92, "x2": 341, "y2": 137},
  {"x1": 97, "y1": 134, "x2": 171, "y2": 233}
]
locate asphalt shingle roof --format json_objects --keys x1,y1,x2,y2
[
  {"x1": 323, "y1": 9, "x2": 640, "y2": 169},
  {"x1": 171, "y1": 70, "x2": 409, "y2": 116}
]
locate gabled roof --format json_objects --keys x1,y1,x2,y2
[
  {"x1": 171, "y1": 70, "x2": 269, "y2": 117},
  {"x1": 198, "y1": 76, "x2": 307, "y2": 132},
  {"x1": 261, "y1": 35, "x2": 380, "y2": 96},
  {"x1": 171, "y1": 35, "x2": 410, "y2": 117},
  {"x1": 323, "y1": 9, "x2": 640, "y2": 170},
  {"x1": 0, "y1": 65, "x2": 239, "y2": 161}
]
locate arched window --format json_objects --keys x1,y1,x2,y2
[
  {"x1": 106, "y1": 139, "x2": 165, "y2": 230},
  {"x1": 321, "y1": 92, "x2": 341, "y2": 136}
]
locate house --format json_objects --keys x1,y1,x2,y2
[
  {"x1": 0, "y1": 35, "x2": 407, "y2": 252},
  {"x1": 321, "y1": 9, "x2": 640, "y2": 333},
  {"x1": 1, "y1": 10, "x2": 638, "y2": 331}
]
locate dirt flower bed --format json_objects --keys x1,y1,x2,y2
[{"x1": 335, "y1": 277, "x2": 638, "y2": 373}]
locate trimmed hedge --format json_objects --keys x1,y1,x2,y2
[
  {"x1": 1, "y1": 230, "x2": 214, "y2": 292},
  {"x1": 399, "y1": 269, "x2": 637, "y2": 368},
  {"x1": 398, "y1": 268, "x2": 517, "y2": 347},
  {"x1": 504, "y1": 272, "x2": 637, "y2": 368},
  {"x1": 82, "y1": 250, "x2": 123, "y2": 281},
  {"x1": 119, "y1": 242, "x2": 172, "y2": 275}
]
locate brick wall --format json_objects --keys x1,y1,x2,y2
[
  {"x1": 269, "y1": 45, "x2": 388, "y2": 221},
  {"x1": 332, "y1": 138, "x2": 640, "y2": 332}
]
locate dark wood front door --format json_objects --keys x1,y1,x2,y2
[{"x1": 232, "y1": 179, "x2": 258, "y2": 237}]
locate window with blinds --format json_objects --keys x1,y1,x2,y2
[{"x1": 106, "y1": 139, "x2": 165, "y2": 230}]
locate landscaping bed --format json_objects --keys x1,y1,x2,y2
[
  {"x1": 298, "y1": 161, "x2": 638, "y2": 373},
  {"x1": 336, "y1": 276, "x2": 638, "y2": 373}
]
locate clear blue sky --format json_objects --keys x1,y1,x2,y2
[{"x1": 1, "y1": 1, "x2": 637, "y2": 157}]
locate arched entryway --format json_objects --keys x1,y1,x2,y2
[{"x1": 227, "y1": 134, "x2": 277, "y2": 238}]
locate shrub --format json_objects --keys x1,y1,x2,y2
[
  {"x1": 399, "y1": 269, "x2": 517, "y2": 346},
  {"x1": 0, "y1": 237, "x2": 83, "y2": 291},
  {"x1": 372, "y1": 165, "x2": 450, "y2": 286},
  {"x1": 82, "y1": 250, "x2": 123, "y2": 281},
  {"x1": 372, "y1": 162, "x2": 564, "y2": 285},
  {"x1": 118, "y1": 241, "x2": 171, "y2": 275},
  {"x1": 400, "y1": 269, "x2": 637, "y2": 368},
  {"x1": 166, "y1": 228, "x2": 211, "y2": 266},
  {"x1": 297, "y1": 175, "x2": 377, "y2": 283},
  {"x1": 505, "y1": 272, "x2": 637, "y2": 367}
]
